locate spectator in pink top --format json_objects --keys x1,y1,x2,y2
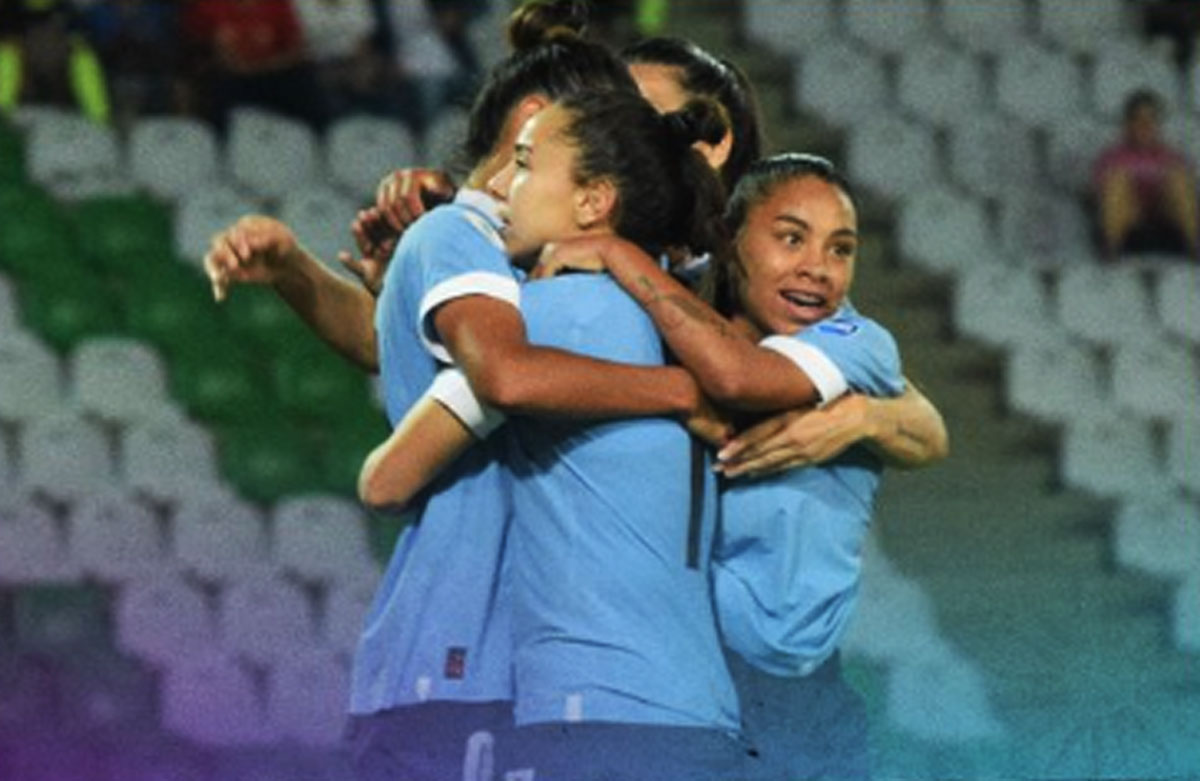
[{"x1": 1093, "y1": 88, "x2": 1198, "y2": 260}]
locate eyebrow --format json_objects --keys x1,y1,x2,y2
[{"x1": 773, "y1": 214, "x2": 858, "y2": 239}]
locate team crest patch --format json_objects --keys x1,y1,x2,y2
[
  {"x1": 816, "y1": 319, "x2": 859, "y2": 336},
  {"x1": 445, "y1": 647, "x2": 467, "y2": 679}
]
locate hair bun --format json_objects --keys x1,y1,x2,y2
[
  {"x1": 661, "y1": 97, "x2": 729, "y2": 149},
  {"x1": 507, "y1": 0, "x2": 590, "y2": 51}
]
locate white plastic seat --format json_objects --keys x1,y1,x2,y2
[
  {"x1": 218, "y1": 573, "x2": 318, "y2": 665},
  {"x1": 845, "y1": 0, "x2": 933, "y2": 55},
  {"x1": 1061, "y1": 417, "x2": 1170, "y2": 498},
  {"x1": 996, "y1": 42, "x2": 1085, "y2": 127},
  {"x1": 846, "y1": 114, "x2": 938, "y2": 202},
  {"x1": 0, "y1": 499, "x2": 78, "y2": 584},
  {"x1": 69, "y1": 337, "x2": 170, "y2": 424},
  {"x1": 325, "y1": 114, "x2": 418, "y2": 202},
  {"x1": 954, "y1": 262, "x2": 1053, "y2": 348},
  {"x1": 421, "y1": 107, "x2": 470, "y2": 171},
  {"x1": 278, "y1": 186, "x2": 361, "y2": 270},
  {"x1": 322, "y1": 571, "x2": 382, "y2": 656},
  {"x1": 128, "y1": 116, "x2": 221, "y2": 202},
  {"x1": 1173, "y1": 571, "x2": 1200, "y2": 652},
  {"x1": 1156, "y1": 264, "x2": 1200, "y2": 344},
  {"x1": 0, "y1": 331, "x2": 63, "y2": 423},
  {"x1": 1090, "y1": 42, "x2": 1183, "y2": 121},
  {"x1": 174, "y1": 183, "x2": 261, "y2": 264},
  {"x1": 896, "y1": 186, "x2": 992, "y2": 275},
  {"x1": 271, "y1": 494, "x2": 373, "y2": 584},
  {"x1": 1167, "y1": 414, "x2": 1200, "y2": 495},
  {"x1": 16, "y1": 412, "x2": 115, "y2": 503},
  {"x1": 941, "y1": 0, "x2": 1029, "y2": 54},
  {"x1": 26, "y1": 112, "x2": 121, "y2": 193},
  {"x1": 67, "y1": 490, "x2": 165, "y2": 583},
  {"x1": 121, "y1": 412, "x2": 221, "y2": 502},
  {"x1": 0, "y1": 272, "x2": 17, "y2": 330},
  {"x1": 794, "y1": 40, "x2": 889, "y2": 127},
  {"x1": 896, "y1": 43, "x2": 985, "y2": 128},
  {"x1": 161, "y1": 651, "x2": 274, "y2": 746},
  {"x1": 1055, "y1": 265, "x2": 1158, "y2": 347},
  {"x1": 742, "y1": 0, "x2": 834, "y2": 58},
  {"x1": 1004, "y1": 337, "x2": 1110, "y2": 424},
  {"x1": 265, "y1": 648, "x2": 350, "y2": 747},
  {"x1": 114, "y1": 574, "x2": 216, "y2": 668},
  {"x1": 947, "y1": 114, "x2": 1037, "y2": 201},
  {"x1": 1110, "y1": 341, "x2": 1197, "y2": 420},
  {"x1": 226, "y1": 108, "x2": 320, "y2": 201},
  {"x1": 1113, "y1": 493, "x2": 1200, "y2": 580},
  {"x1": 1037, "y1": 0, "x2": 1130, "y2": 54},
  {"x1": 1046, "y1": 115, "x2": 1117, "y2": 194},
  {"x1": 841, "y1": 570, "x2": 944, "y2": 663},
  {"x1": 997, "y1": 188, "x2": 1093, "y2": 265},
  {"x1": 172, "y1": 493, "x2": 270, "y2": 583},
  {"x1": 886, "y1": 645, "x2": 1004, "y2": 741}
]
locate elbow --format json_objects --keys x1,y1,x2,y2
[
  {"x1": 358, "y1": 458, "x2": 405, "y2": 514},
  {"x1": 468, "y1": 363, "x2": 526, "y2": 413},
  {"x1": 701, "y1": 367, "x2": 754, "y2": 408}
]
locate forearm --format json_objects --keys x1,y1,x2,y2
[
  {"x1": 595, "y1": 237, "x2": 818, "y2": 411},
  {"x1": 859, "y1": 382, "x2": 949, "y2": 469},
  {"x1": 272, "y1": 247, "x2": 380, "y2": 372}
]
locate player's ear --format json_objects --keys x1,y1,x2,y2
[{"x1": 574, "y1": 177, "x2": 617, "y2": 230}]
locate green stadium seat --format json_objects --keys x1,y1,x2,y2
[
  {"x1": 71, "y1": 195, "x2": 174, "y2": 279},
  {"x1": 13, "y1": 584, "x2": 113, "y2": 654},
  {"x1": 218, "y1": 423, "x2": 323, "y2": 505},
  {"x1": 222, "y1": 284, "x2": 314, "y2": 351},
  {"x1": 0, "y1": 198, "x2": 77, "y2": 282},
  {"x1": 169, "y1": 341, "x2": 274, "y2": 425},
  {"x1": 273, "y1": 345, "x2": 373, "y2": 425},
  {"x1": 121, "y1": 264, "x2": 226, "y2": 359},
  {"x1": 18, "y1": 270, "x2": 122, "y2": 352},
  {"x1": 0, "y1": 120, "x2": 25, "y2": 183},
  {"x1": 317, "y1": 410, "x2": 390, "y2": 498}
]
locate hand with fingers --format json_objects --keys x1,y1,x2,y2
[
  {"x1": 203, "y1": 215, "x2": 301, "y2": 302},
  {"x1": 531, "y1": 236, "x2": 611, "y2": 280},
  {"x1": 685, "y1": 392, "x2": 735, "y2": 449},
  {"x1": 716, "y1": 394, "x2": 869, "y2": 478},
  {"x1": 341, "y1": 206, "x2": 398, "y2": 296}
]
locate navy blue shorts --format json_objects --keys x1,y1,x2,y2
[{"x1": 346, "y1": 700, "x2": 514, "y2": 781}]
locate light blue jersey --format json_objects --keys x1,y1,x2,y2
[
  {"x1": 350, "y1": 189, "x2": 519, "y2": 713},
  {"x1": 714, "y1": 302, "x2": 905, "y2": 678},
  {"x1": 505, "y1": 273, "x2": 740, "y2": 731}
]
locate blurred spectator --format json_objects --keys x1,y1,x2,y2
[
  {"x1": 181, "y1": 0, "x2": 328, "y2": 132},
  {"x1": 382, "y1": 0, "x2": 483, "y2": 130},
  {"x1": 291, "y1": 0, "x2": 393, "y2": 119},
  {"x1": 1093, "y1": 88, "x2": 1199, "y2": 261},
  {"x1": 0, "y1": 0, "x2": 111, "y2": 123},
  {"x1": 1140, "y1": 0, "x2": 1200, "y2": 69},
  {"x1": 73, "y1": 0, "x2": 181, "y2": 126}
]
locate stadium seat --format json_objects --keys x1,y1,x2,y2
[
  {"x1": 1046, "y1": 115, "x2": 1117, "y2": 194},
  {"x1": 174, "y1": 183, "x2": 260, "y2": 264},
  {"x1": 128, "y1": 115, "x2": 221, "y2": 202},
  {"x1": 1167, "y1": 414, "x2": 1200, "y2": 495},
  {"x1": 886, "y1": 645, "x2": 1004, "y2": 741},
  {"x1": 325, "y1": 113, "x2": 418, "y2": 202},
  {"x1": 422, "y1": 107, "x2": 470, "y2": 170},
  {"x1": 169, "y1": 341, "x2": 275, "y2": 425},
  {"x1": 321, "y1": 570, "x2": 383, "y2": 656},
  {"x1": 0, "y1": 427, "x2": 10, "y2": 493},
  {"x1": 841, "y1": 570, "x2": 944, "y2": 663},
  {"x1": 172, "y1": 492, "x2": 271, "y2": 583},
  {"x1": 896, "y1": 43, "x2": 986, "y2": 128},
  {"x1": 741, "y1": 0, "x2": 834, "y2": 58},
  {"x1": 1173, "y1": 571, "x2": 1200, "y2": 652},
  {"x1": 845, "y1": 0, "x2": 933, "y2": 55},
  {"x1": 0, "y1": 499, "x2": 79, "y2": 584},
  {"x1": 0, "y1": 331, "x2": 64, "y2": 423},
  {"x1": 318, "y1": 411, "x2": 391, "y2": 497},
  {"x1": 1004, "y1": 337, "x2": 1110, "y2": 424},
  {"x1": 67, "y1": 490, "x2": 166, "y2": 583},
  {"x1": 68, "y1": 336, "x2": 172, "y2": 424},
  {"x1": 221, "y1": 283, "x2": 313, "y2": 351},
  {"x1": 996, "y1": 188, "x2": 1093, "y2": 266},
  {"x1": 940, "y1": 0, "x2": 1029, "y2": 54},
  {"x1": 122, "y1": 263, "x2": 225, "y2": 359},
  {"x1": 0, "y1": 117, "x2": 26, "y2": 182},
  {"x1": 16, "y1": 412, "x2": 116, "y2": 503},
  {"x1": 114, "y1": 574, "x2": 217, "y2": 668},
  {"x1": 271, "y1": 494, "x2": 373, "y2": 585},
  {"x1": 1060, "y1": 417, "x2": 1169, "y2": 498},
  {"x1": 953, "y1": 262, "x2": 1053, "y2": 348},
  {"x1": 121, "y1": 412, "x2": 222, "y2": 503},
  {"x1": 1090, "y1": 41, "x2": 1183, "y2": 121},
  {"x1": 1037, "y1": 0, "x2": 1131, "y2": 54},
  {"x1": 1113, "y1": 493, "x2": 1200, "y2": 580},
  {"x1": 226, "y1": 108, "x2": 320, "y2": 202},
  {"x1": 1054, "y1": 265, "x2": 1159, "y2": 347},
  {"x1": 947, "y1": 113, "x2": 1037, "y2": 201},
  {"x1": 995, "y1": 42, "x2": 1085, "y2": 128},
  {"x1": 71, "y1": 194, "x2": 175, "y2": 279},
  {"x1": 0, "y1": 272, "x2": 17, "y2": 329},
  {"x1": 0, "y1": 195, "x2": 76, "y2": 282},
  {"x1": 896, "y1": 186, "x2": 992, "y2": 275},
  {"x1": 161, "y1": 650, "x2": 275, "y2": 746},
  {"x1": 265, "y1": 648, "x2": 350, "y2": 747},
  {"x1": 1110, "y1": 341, "x2": 1197, "y2": 420},
  {"x1": 219, "y1": 573, "x2": 318, "y2": 666},
  {"x1": 278, "y1": 186, "x2": 361, "y2": 269},
  {"x1": 56, "y1": 647, "x2": 158, "y2": 735},
  {"x1": 25, "y1": 112, "x2": 122, "y2": 196},
  {"x1": 846, "y1": 114, "x2": 939, "y2": 202},
  {"x1": 273, "y1": 344, "x2": 372, "y2": 424},
  {"x1": 17, "y1": 269, "x2": 123, "y2": 353},
  {"x1": 13, "y1": 584, "x2": 111, "y2": 653},
  {"x1": 794, "y1": 40, "x2": 889, "y2": 128},
  {"x1": 219, "y1": 423, "x2": 324, "y2": 504}
]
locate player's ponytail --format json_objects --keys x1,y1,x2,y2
[{"x1": 507, "y1": 0, "x2": 590, "y2": 50}]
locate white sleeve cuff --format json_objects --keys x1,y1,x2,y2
[
  {"x1": 428, "y1": 368, "x2": 507, "y2": 439},
  {"x1": 760, "y1": 335, "x2": 848, "y2": 406},
  {"x1": 418, "y1": 272, "x2": 521, "y2": 364}
]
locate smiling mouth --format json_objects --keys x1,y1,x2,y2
[{"x1": 781, "y1": 290, "x2": 826, "y2": 310}]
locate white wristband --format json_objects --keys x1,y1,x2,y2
[{"x1": 427, "y1": 368, "x2": 507, "y2": 439}]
